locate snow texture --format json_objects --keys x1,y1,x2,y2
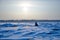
[{"x1": 0, "y1": 22, "x2": 60, "y2": 40}]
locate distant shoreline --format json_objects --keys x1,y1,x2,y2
[{"x1": 0, "y1": 20, "x2": 60, "y2": 22}]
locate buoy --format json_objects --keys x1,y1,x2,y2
[{"x1": 35, "y1": 22, "x2": 38, "y2": 26}]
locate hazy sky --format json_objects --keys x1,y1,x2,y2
[{"x1": 0, "y1": 0, "x2": 60, "y2": 20}]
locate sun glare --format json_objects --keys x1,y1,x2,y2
[
  {"x1": 23, "y1": 7, "x2": 28, "y2": 12},
  {"x1": 21, "y1": 3, "x2": 32, "y2": 7},
  {"x1": 21, "y1": 3, "x2": 31, "y2": 12},
  {"x1": 18, "y1": 3, "x2": 32, "y2": 12}
]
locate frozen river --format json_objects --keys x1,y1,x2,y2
[{"x1": 0, "y1": 22, "x2": 60, "y2": 40}]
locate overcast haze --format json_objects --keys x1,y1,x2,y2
[{"x1": 0, "y1": 0, "x2": 60, "y2": 20}]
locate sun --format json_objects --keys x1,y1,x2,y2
[
  {"x1": 21, "y1": 3, "x2": 31, "y2": 12},
  {"x1": 21, "y1": 3, "x2": 32, "y2": 7},
  {"x1": 19, "y1": 3, "x2": 32, "y2": 12},
  {"x1": 23, "y1": 7, "x2": 28, "y2": 12}
]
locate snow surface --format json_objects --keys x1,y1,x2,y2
[{"x1": 0, "y1": 22, "x2": 60, "y2": 40}]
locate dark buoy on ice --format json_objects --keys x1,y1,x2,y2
[{"x1": 35, "y1": 22, "x2": 38, "y2": 26}]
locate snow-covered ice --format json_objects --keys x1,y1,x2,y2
[{"x1": 0, "y1": 22, "x2": 60, "y2": 40}]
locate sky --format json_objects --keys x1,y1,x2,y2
[{"x1": 0, "y1": 0, "x2": 60, "y2": 20}]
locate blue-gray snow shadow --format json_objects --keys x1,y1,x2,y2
[
  {"x1": 0, "y1": 30, "x2": 15, "y2": 38},
  {"x1": 0, "y1": 22, "x2": 60, "y2": 40}
]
